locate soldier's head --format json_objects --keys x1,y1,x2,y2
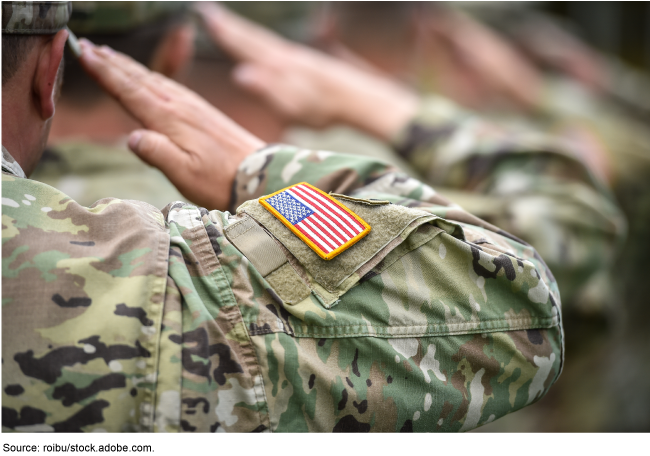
[
  {"x1": 60, "y1": 1, "x2": 193, "y2": 107},
  {"x1": 2, "y1": 1, "x2": 72, "y2": 175}
]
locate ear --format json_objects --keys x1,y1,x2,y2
[
  {"x1": 33, "y1": 28, "x2": 68, "y2": 120},
  {"x1": 149, "y1": 23, "x2": 195, "y2": 79}
]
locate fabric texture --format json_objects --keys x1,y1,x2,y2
[
  {"x1": 388, "y1": 94, "x2": 626, "y2": 306},
  {"x1": 2, "y1": 1, "x2": 71, "y2": 34},
  {"x1": 2, "y1": 144, "x2": 564, "y2": 432}
]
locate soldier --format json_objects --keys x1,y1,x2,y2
[
  {"x1": 3, "y1": 1, "x2": 563, "y2": 432},
  {"x1": 196, "y1": 3, "x2": 626, "y2": 310},
  {"x1": 196, "y1": 3, "x2": 636, "y2": 431}
]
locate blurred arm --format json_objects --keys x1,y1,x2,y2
[
  {"x1": 197, "y1": 4, "x2": 625, "y2": 304},
  {"x1": 391, "y1": 95, "x2": 627, "y2": 303}
]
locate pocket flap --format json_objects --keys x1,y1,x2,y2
[{"x1": 238, "y1": 195, "x2": 444, "y2": 293}]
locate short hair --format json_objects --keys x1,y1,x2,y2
[
  {"x1": 61, "y1": 14, "x2": 186, "y2": 106},
  {"x1": 2, "y1": 34, "x2": 41, "y2": 86}
]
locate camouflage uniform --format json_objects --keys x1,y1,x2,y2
[
  {"x1": 33, "y1": 140, "x2": 187, "y2": 209},
  {"x1": 476, "y1": 75, "x2": 650, "y2": 432},
  {"x1": 388, "y1": 94, "x2": 626, "y2": 306},
  {"x1": 3, "y1": 136, "x2": 565, "y2": 432},
  {"x1": 3, "y1": 2, "x2": 564, "y2": 432}
]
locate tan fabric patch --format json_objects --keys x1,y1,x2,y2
[{"x1": 224, "y1": 215, "x2": 286, "y2": 277}]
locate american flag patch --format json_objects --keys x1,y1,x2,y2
[{"x1": 259, "y1": 182, "x2": 371, "y2": 260}]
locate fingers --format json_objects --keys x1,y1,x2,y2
[
  {"x1": 323, "y1": 41, "x2": 385, "y2": 76},
  {"x1": 232, "y1": 63, "x2": 274, "y2": 93},
  {"x1": 79, "y1": 40, "x2": 204, "y2": 128},
  {"x1": 128, "y1": 129, "x2": 190, "y2": 180}
]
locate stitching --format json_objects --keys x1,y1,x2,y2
[
  {"x1": 292, "y1": 326, "x2": 558, "y2": 338},
  {"x1": 290, "y1": 317, "x2": 559, "y2": 338},
  {"x1": 145, "y1": 221, "x2": 170, "y2": 431},
  {"x1": 259, "y1": 183, "x2": 371, "y2": 260},
  {"x1": 225, "y1": 219, "x2": 257, "y2": 240},
  {"x1": 291, "y1": 316, "x2": 555, "y2": 330},
  {"x1": 198, "y1": 216, "x2": 270, "y2": 432}
]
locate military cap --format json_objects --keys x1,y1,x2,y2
[{"x1": 2, "y1": 1, "x2": 71, "y2": 34}]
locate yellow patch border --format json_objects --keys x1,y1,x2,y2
[{"x1": 259, "y1": 182, "x2": 371, "y2": 260}]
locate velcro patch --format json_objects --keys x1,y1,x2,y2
[{"x1": 259, "y1": 182, "x2": 371, "y2": 260}]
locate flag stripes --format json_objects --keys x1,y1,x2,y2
[{"x1": 259, "y1": 182, "x2": 371, "y2": 260}]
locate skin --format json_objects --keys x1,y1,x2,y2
[
  {"x1": 2, "y1": 29, "x2": 68, "y2": 176},
  {"x1": 194, "y1": 4, "x2": 612, "y2": 186},
  {"x1": 193, "y1": 3, "x2": 538, "y2": 135},
  {"x1": 4, "y1": 29, "x2": 264, "y2": 211},
  {"x1": 78, "y1": 40, "x2": 264, "y2": 210},
  {"x1": 194, "y1": 2, "x2": 418, "y2": 142},
  {"x1": 48, "y1": 22, "x2": 196, "y2": 144},
  {"x1": 413, "y1": 7, "x2": 544, "y2": 112}
]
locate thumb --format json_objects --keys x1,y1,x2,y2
[{"x1": 128, "y1": 129, "x2": 190, "y2": 181}]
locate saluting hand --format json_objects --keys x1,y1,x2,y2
[
  {"x1": 78, "y1": 39, "x2": 264, "y2": 211},
  {"x1": 194, "y1": 2, "x2": 418, "y2": 141}
]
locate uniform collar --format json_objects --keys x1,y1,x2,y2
[{"x1": 1, "y1": 145, "x2": 27, "y2": 178}]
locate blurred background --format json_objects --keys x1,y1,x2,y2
[{"x1": 34, "y1": 1, "x2": 650, "y2": 432}]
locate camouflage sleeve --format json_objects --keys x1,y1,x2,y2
[
  {"x1": 388, "y1": 95, "x2": 627, "y2": 304},
  {"x1": 164, "y1": 145, "x2": 563, "y2": 432},
  {"x1": 2, "y1": 144, "x2": 564, "y2": 433}
]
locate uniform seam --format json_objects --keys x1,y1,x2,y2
[
  {"x1": 290, "y1": 318, "x2": 558, "y2": 338},
  {"x1": 198, "y1": 214, "x2": 271, "y2": 432},
  {"x1": 127, "y1": 202, "x2": 170, "y2": 432},
  {"x1": 292, "y1": 316, "x2": 556, "y2": 330},
  {"x1": 146, "y1": 224, "x2": 171, "y2": 432}
]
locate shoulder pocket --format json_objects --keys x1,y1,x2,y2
[{"x1": 232, "y1": 196, "x2": 459, "y2": 308}]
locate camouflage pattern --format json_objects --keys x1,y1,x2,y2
[
  {"x1": 388, "y1": 94, "x2": 627, "y2": 306},
  {"x1": 479, "y1": 74, "x2": 650, "y2": 432},
  {"x1": 3, "y1": 144, "x2": 563, "y2": 432},
  {"x1": 2, "y1": 1, "x2": 71, "y2": 34},
  {"x1": 31, "y1": 140, "x2": 187, "y2": 209}
]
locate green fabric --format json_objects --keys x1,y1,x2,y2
[
  {"x1": 239, "y1": 197, "x2": 435, "y2": 292},
  {"x1": 2, "y1": 1, "x2": 71, "y2": 34},
  {"x1": 265, "y1": 263, "x2": 311, "y2": 305},
  {"x1": 31, "y1": 140, "x2": 186, "y2": 210},
  {"x1": 3, "y1": 143, "x2": 564, "y2": 432}
]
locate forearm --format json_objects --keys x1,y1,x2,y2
[{"x1": 390, "y1": 95, "x2": 627, "y2": 303}]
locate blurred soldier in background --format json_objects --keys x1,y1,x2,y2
[
  {"x1": 310, "y1": 1, "x2": 650, "y2": 431},
  {"x1": 196, "y1": 2, "x2": 625, "y2": 316},
  {"x1": 461, "y1": 4, "x2": 650, "y2": 432},
  {"x1": 15, "y1": 1, "x2": 644, "y2": 431},
  {"x1": 31, "y1": 1, "x2": 420, "y2": 210}
]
